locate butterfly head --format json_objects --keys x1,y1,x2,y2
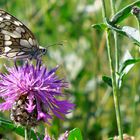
[
  {"x1": 38, "y1": 46, "x2": 47, "y2": 57},
  {"x1": 31, "y1": 42, "x2": 63, "y2": 60},
  {"x1": 41, "y1": 48, "x2": 47, "y2": 55},
  {"x1": 31, "y1": 46, "x2": 47, "y2": 59}
]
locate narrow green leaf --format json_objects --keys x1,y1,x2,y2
[
  {"x1": 106, "y1": 20, "x2": 140, "y2": 46},
  {"x1": 119, "y1": 58, "x2": 140, "y2": 74},
  {"x1": 111, "y1": 0, "x2": 140, "y2": 24},
  {"x1": 92, "y1": 23, "x2": 107, "y2": 31},
  {"x1": 117, "y1": 51, "x2": 133, "y2": 88},
  {"x1": 118, "y1": 51, "x2": 140, "y2": 88},
  {"x1": 68, "y1": 128, "x2": 83, "y2": 140},
  {"x1": 102, "y1": 76, "x2": 112, "y2": 87},
  {"x1": 0, "y1": 118, "x2": 44, "y2": 140}
]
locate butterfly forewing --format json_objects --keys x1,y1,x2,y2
[{"x1": 0, "y1": 9, "x2": 40, "y2": 59}]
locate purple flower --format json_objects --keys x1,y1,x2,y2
[
  {"x1": 42, "y1": 131, "x2": 69, "y2": 140},
  {"x1": 58, "y1": 131, "x2": 69, "y2": 140},
  {"x1": 0, "y1": 61, "x2": 74, "y2": 125},
  {"x1": 43, "y1": 134, "x2": 51, "y2": 140}
]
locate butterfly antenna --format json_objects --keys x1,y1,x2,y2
[{"x1": 46, "y1": 40, "x2": 67, "y2": 49}]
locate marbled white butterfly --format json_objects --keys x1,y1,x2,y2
[{"x1": 0, "y1": 9, "x2": 47, "y2": 60}]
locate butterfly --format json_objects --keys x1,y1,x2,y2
[{"x1": 0, "y1": 9, "x2": 47, "y2": 60}]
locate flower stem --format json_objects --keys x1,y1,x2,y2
[
  {"x1": 101, "y1": 0, "x2": 123, "y2": 139},
  {"x1": 131, "y1": 76, "x2": 137, "y2": 135},
  {"x1": 25, "y1": 127, "x2": 29, "y2": 140}
]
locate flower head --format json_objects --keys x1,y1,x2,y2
[
  {"x1": 58, "y1": 131, "x2": 69, "y2": 140},
  {"x1": 42, "y1": 131, "x2": 69, "y2": 140},
  {"x1": 43, "y1": 134, "x2": 51, "y2": 140},
  {"x1": 0, "y1": 61, "x2": 74, "y2": 126}
]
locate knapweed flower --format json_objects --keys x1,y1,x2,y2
[
  {"x1": 43, "y1": 134, "x2": 51, "y2": 140},
  {"x1": 0, "y1": 61, "x2": 74, "y2": 126},
  {"x1": 42, "y1": 131, "x2": 69, "y2": 140},
  {"x1": 114, "y1": 134, "x2": 135, "y2": 140},
  {"x1": 58, "y1": 131, "x2": 69, "y2": 140}
]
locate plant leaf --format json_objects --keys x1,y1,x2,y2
[
  {"x1": 118, "y1": 58, "x2": 140, "y2": 88},
  {"x1": 92, "y1": 23, "x2": 107, "y2": 31},
  {"x1": 117, "y1": 51, "x2": 140, "y2": 88},
  {"x1": 122, "y1": 26, "x2": 140, "y2": 44},
  {"x1": 106, "y1": 20, "x2": 140, "y2": 46},
  {"x1": 102, "y1": 76, "x2": 112, "y2": 87},
  {"x1": 68, "y1": 128, "x2": 83, "y2": 140},
  {"x1": 0, "y1": 118, "x2": 44, "y2": 140},
  {"x1": 108, "y1": 138, "x2": 114, "y2": 140},
  {"x1": 111, "y1": 0, "x2": 140, "y2": 24},
  {"x1": 119, "y1": 59, "x2": 140, "y2": 74}
]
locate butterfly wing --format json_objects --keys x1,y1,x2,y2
[{"x1": 0, "y1": 9, "x2": 39, "y2": 59}]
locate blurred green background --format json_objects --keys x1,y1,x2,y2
[{"x1": 0, "y1": 0, "x2": 140, "y2": 140}]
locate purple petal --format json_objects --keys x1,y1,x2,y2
[
  {"x1": 25, "y1": 94, "x2": 36, "y2": 113},
  {"x1": 0, "y1": 102, "x2": 12, "y2": 111}
]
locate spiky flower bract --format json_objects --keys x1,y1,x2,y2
[{"x1": 0, "y1": 61, "x2": 74, "y2": 125}]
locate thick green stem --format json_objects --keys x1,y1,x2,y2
[
  {"x1": 106, "y1": 31, "x2": 123, "y2": 140},
  {"x1": 101, "y1": 0, "x2": 123, "y2": 139},
  {"x1": 110, "y1": 0, "x2": 119, "y2": 73}
]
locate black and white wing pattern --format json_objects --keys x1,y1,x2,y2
[{"x1": 0, "y1": 9, "x2": 44, "y2": 59}]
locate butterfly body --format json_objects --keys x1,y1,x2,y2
[{"x1": 0, "y1": 9, "x2": 47, "y2": 60}]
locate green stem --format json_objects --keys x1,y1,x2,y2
[
  {"x1": 114, "y1": 32, "x2": 119, "y2": 73},
  {"x1": 101, "y1": 0, "x2": 123, "y2": 140},
  {"x1": 106, "y1": 30, "x2": 123, "y2": 140},
  {"x1": 135, "y1": 12, "x2": 140, "y2": 34},
  {"x1": 137, "y1": 16, "x2": 140, "y2": 34},
  {"x1": 110, "y1": 0, "x2": 116, "y2": 15},
  {"x1": 110, "y1": 0, "x2": 119, "y2": 73},
  {"x1": 131, "y1": 77, "x2": 137, "y2": 135},
  {"x1": 25, "y1": 127, "x2": 29, "y2": 140},
  {"x1": 131, "y1": 9, "x2": 140, "y2": 136}
]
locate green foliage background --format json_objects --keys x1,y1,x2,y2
[{"x1": 0, "y1": 0, "x2": 140, "y2": 140}]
